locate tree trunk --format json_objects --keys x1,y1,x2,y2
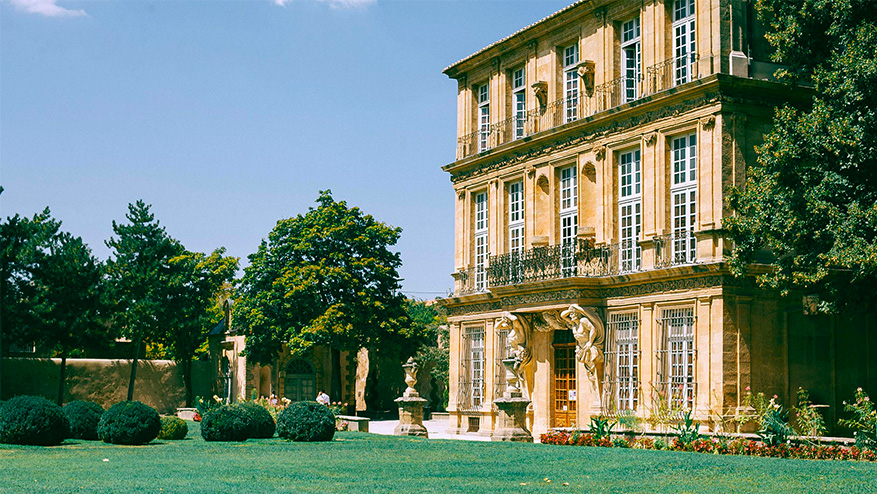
[
  {"x1": 126, "y1": 328, "x2": 143, "y2": 402},
  {"x1": 331, "y1": 347, "x2": 342, "y2": 404},
  {"x1": 57, "y1": 354, "x2": 68, "y2": 405},
  {"x1": 182, "y1": 358, "x2": 193, "y2": 407}
]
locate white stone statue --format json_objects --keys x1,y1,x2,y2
[
  {"x1": 495, "y1": 312, "x2": 531, "y2": 366},
  {"x1": 560, "y1": 304, "x2": 605, "y2": 376}
]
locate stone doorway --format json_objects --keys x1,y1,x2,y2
[
  {"x1": 284, "y1": 359, "x2": 315, "y2": 402},
  {"x1": 553, "y1": 329, "x2": 577, "y2": 428}
]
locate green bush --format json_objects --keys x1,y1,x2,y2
[
  {"x1": 276, "y1": 401, "x2": 335, "y2": 442},
  {"x1": 158, "y1": 416, "x2": 189, "y2": 440},
  {"x1": 63, "y1": 400, "x2": 104, "y2": 440},
  {"x1": 233, "y1": 402, "x2": 275, "y2": 439},
  {"x1": 0, "y1": 395, "x2": 70, "y2": 446},
  {"x1": 97, "y1": 401, "x2": 161, "y2": 445},
  {"x1": 758, "y1": 407, "x2": 793, "y2": 447},
  {"x1": 839, "y1": 388, "x2": 877, "y2": 450},
  {"x1": 200, "y1": 404, "x2": 253, "y2": 442}
]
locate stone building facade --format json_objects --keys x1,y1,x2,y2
[
  {"x1": 441, "y1": 0, "x2": 876, "y2": 438},
  {"x1": 207, "y1": 314, "x2": 357, "y2": 410}
]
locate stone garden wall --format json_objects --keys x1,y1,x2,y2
[{"x1": 0, "y1": 358, "x2": 212, "y2": 414}]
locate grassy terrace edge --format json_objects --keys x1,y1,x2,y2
[{"x1": 2, "y1": 422, "x2": 877, "y2": 494}]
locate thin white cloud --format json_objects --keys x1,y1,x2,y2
[
  {"x1": 273, "y1": 0, "x2": 377, "y2": 10},
  {"x1": 5, "y1": 0, "x2": 86, "y2": 17}
]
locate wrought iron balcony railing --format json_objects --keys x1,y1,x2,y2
[
  {"x1": 451, "y1": 232, "x2": 700, "y2": 296},
  {"x1": 454, "y1": 266, "x2": 488, "y2": 296},
  {"x1": 487, "y1": 239, "x2": 621, "y2": 287},
  {"x1": 643, "y1": 53, "x2": 708, "y2": 96},
  {"x1": 654, "y1": 231, "x2": 698, "y2": 268},
  {"x1": 454, "y1": 53, "x2": 716, "y2": 160},
  {"x1": 594, "y1": 75, "x2": 642, "y2": 113}
]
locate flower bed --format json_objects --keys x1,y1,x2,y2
[{"x1": 540, "y1": 430, "x2": 877, "y2": 461}]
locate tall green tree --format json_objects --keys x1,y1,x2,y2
[
  {"x1": 105, "y1": 201, "x2": 185, "y2": 401},
  {"x1": 33, "y1": 232, "x2": 106, "y2": 405},
  {"x1": 727, "y1": 0, "x2": 877, "y2": 313},
  {"x1": 1, "y1": 205, "x2": 106, "y2": 404},
  {"x1": 163, "y1": 249, "x2": 238, "y2": 406},
  {"x1": 234, "y1": 190, "x2": 411, "y2": 400}
]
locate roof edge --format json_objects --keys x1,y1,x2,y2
[{"x1": 442, "y1": 1, "x2": 593, "y2": 78}]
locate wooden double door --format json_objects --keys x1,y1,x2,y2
[{"x1": 554, "y1": 341, "x2": 577, "y2": 428}]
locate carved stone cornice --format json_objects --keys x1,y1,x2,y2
[
  {"x1": 448, "y1": 91, "x2": 722, "y2": 184},
  {"x1": 444, "y1": 275, "x2": 731, "y2": 316}
]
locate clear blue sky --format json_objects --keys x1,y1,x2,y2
[{"x1": 0, "y1": 0, "x2": 571, "y2": 298}]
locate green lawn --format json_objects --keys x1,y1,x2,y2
[{"x1": 1, "y1": 422, "x2": 876, "y2": 493}]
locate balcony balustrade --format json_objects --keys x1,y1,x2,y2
[
  {"x1": 452, "y1": 231, "x2": 701, "y2": 296},
  {"x1": 486, "y1": 239, "x2": 619, "y2": 288},
  {"x1": 653, "y1": 231, "x2": 698, "y2": 268},
  {"x1": 455, "y1": 53, "x2": 714, "y2": 160}
]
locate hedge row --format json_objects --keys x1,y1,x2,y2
[
  {"x1": 2, "y1": 396, "x2": 335, "y2": 446},
  {"x1": 0, "y1": 396, "x2": 183, "y2": 446},
  {"x1": 200, "y1": 400, "x2": 333, "y2": 442}
]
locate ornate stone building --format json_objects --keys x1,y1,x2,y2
[{"x1": 441, "y1": 0, "x2": 875, "y2": 438}]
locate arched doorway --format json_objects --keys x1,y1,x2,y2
[
  {"x1": 284, "y1": 359, "x2": 315, "y2": 402},
  {"x1": 553, "y1": 329, "x2": 577, "y2": 428}
]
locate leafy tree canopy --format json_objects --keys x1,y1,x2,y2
[
  {"x1": 105, "y1": 200, "x2": 237, "y2": 404},
  {"x1": 727, "y1": 0, "x2": 877, "y2": 313},
  {"x1": 105, "y1": 200, "x2": 185, "y2": 343},
  {"x1": 234, "y1": 190, "x2": 411, "y2": 364},
  {"x1": 1, "y1": 203, "x2": 106, "y2": 357}
]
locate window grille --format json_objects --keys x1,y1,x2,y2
[
  {"x1": 618, "y1": 149, "x2": 642, "y2": 272},
  {"x1": 671, "y1": 134, "x2": 697, "y2": 264},
  {"x1": 474, "y1": 191, "x2": 488, "y2": 291},
  {"x1": 459, "y1": 326, "x2": 485, "y2": 411},
  {"x1": 603, "y1": 312, "x2": 640, "y2": 413},
  {"x1": 563, "y1": 44, "x2": 579, "y2": 122},
  {"x1": 508, "y1": 181, "x2": 524, "y2": 254},
  {"x1": 655, "y1": 307, "x2": 696, "y2": 410},
  {"x1": 672, "y1": 0, "x2": 696, "y2": 85},
  {"x1": 478, "y1": 84, "x2": 490, "y2": 151},
  {"x1": 621, "y1": 17, "x2": 641, "y2": 102},
  {"x1": 559, "y1": 166, "x2": 578, "y2": 277},
  {"x1": 512, "y1": 67, "x2": 526, "y2": 139}
]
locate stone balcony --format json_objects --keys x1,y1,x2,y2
[{"x1": 452, "y1": 231, "x2": 699, "y2": 297}]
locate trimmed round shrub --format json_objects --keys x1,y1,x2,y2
[
  {"x1": 157, "y1": 416, "x2": 188, "y2": 440},
  {"x1": 233, "y1": 402, "x2": 275, "y2": 439},
  {"x1": 0, "y1": 395, "x2": 70, "y2": 446},
  {"x1": 276, "y1": 401, "x2": 335, "y2": 442},
  {"x1": 97, "y1": 401, "x2": 161, "y2": 445},
  {"x1": 200, "y1": 404, "x2": 253, "y2": 442},
  {"x1": 63, "y1": 400, "x2": 104, "y2": 440}
]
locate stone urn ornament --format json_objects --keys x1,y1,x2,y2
[
  {"x1": 402, "y1": 357, "x2": 420, "y2": 398},
  {"x1": 394, "y1": 357, "x2": 428, "y2": 438}
]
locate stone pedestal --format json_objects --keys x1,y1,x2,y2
[
  {"x1": 491, "y1": 356, "x2": 533, "y2": 442},
  {"x1": 492, "y1": 395, "x2": 533, "y2": 442},
  {"x1": 394, "y1": 396, "x2": 428, "y2": 437}
]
